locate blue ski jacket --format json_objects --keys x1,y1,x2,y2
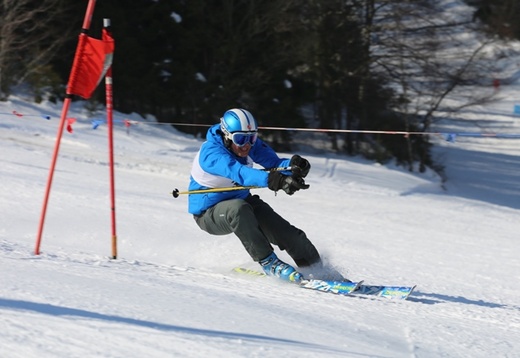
[{"x1": 188, "y1": 124, "x2": 290, "y2": 215}]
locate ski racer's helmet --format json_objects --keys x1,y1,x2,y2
[{"x1": 220, "y1": 108, "x2": 258, "y2": 147}]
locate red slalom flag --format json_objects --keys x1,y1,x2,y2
[{"x1": 67, "y1": 28, "x2": 114, "y2": 99}]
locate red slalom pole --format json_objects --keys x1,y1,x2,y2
[
  {"x1": 104, "y1": 18, "x2": 118, "y2": 259},
  {"x1": 34, "y1": 0, "x2": 98, "y2": 255},
  {"x1": 34, "y1": 99, "x2": 72, "y2": 255}
]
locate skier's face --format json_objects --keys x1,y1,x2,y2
[{"x1": 231, "y1": 142, "x2": 252, "y2": 157}]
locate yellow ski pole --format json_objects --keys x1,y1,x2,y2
[
  {"x1": 171, "y1": 185, "x2": 263, "y2": 198},
  {"x1": 171, "y1": 166, "x2": 296, "y2": 198}
]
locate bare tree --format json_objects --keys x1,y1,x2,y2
[
  {"x1": 0, "y1": 0, "x2": 72, "y2": 100},
  {"x1": 366, "y1": 0, "x2": 507, "y2": 171}
]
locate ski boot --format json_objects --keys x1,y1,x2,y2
[{"x1": 259, "y1": 252, "x2": 303, "y2": 283}]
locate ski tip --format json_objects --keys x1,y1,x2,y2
[{"x1": 406, "y1": 285, "x2": 417, "y2": 299}]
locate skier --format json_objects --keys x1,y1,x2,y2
[{"x1": 188, "y1": 108, "x2": 341, "y2": 283}]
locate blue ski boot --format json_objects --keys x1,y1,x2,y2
[{"x1": 259, "y1": 252, "x2": 303, "y2": 283}]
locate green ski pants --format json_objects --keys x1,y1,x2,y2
[{"x1": 194, "y1": 194, "x2": 321, "y2": 266}]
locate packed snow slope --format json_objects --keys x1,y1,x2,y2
[{"x1": 1, "y1": 84, "x2": 519, "y2": 358}]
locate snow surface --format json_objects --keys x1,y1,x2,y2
[{"x1": 1, "y1": 86, "x2": 519, "y2": 358}]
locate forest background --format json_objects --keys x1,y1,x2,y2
[{"x1": 0, "y1": 0, "x2": 517, "y2": 173}]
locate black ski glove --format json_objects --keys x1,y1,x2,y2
[
  {"x1": 268, "y1": 171, "x2": 310, "y2": 195},
  {"x1": 290, "y1": 155, "x2": 311, "y2": 178}
]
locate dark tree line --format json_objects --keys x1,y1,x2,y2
[
  {"x1": 469, "y1": 0, "x2": 520, "y2": 38},
  {"x1": 1, "y1": 0, "x2": 512, "y2": 172}
]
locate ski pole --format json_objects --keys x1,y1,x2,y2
[
  {"x1": 171, "y1": 166, "x2": 296, "y2": 198},
  {"x1": 172, "y1": 185, "x2": 264, "y2": 198}
]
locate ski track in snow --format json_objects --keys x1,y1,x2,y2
[{"x1": 1, "y1": 231, "x2": 519, "y2": 357}]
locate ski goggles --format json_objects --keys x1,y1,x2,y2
[{"x1": 230, "y1": 131, "x2": 258, "y2": 147}]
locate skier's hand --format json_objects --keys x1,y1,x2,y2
[
  {"x1": 268, "y1": 171, "x2": 310, "y2": 195},
  {"x1": 290, "y1": 155, "x2": 311, "y2": 177}
]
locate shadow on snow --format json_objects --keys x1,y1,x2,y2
[
  {"x1": 409, "y1": 290, "x2": 520, "y2": 311},
  {"x1": 0, "y1": 297, "x2": 381, "y2": 357}
]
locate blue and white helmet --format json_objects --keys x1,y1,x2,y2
[{"x1": 220, "y1": 108, "x2": 258, "y2": 140}]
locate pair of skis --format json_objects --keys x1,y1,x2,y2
[{"x1": 233, "y1": 267, "x2": 416, "y2": 300}]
